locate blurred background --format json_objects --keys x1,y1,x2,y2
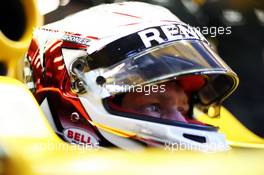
[{"x1": 0, "y1": 0, "x2": 263, "y2": 138}]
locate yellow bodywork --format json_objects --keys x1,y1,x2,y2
[
  {"x1": 0, "y1": 0, "x2": 43, "y2": 78},
  {"x1": 195, "y1": 108, "x2": 264, "y2": 148},
  {"x1": 0, "y1": 1, "x2": 263, "y2": 174},
  {"x1": 0, "y1": 76, "x2": 264, "y2": 175}
]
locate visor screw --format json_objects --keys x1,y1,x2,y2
[
  {"x1": 77, "y1": 80, "x2": 84, "y2": 89},
  {"x1": 96, "y1": 76, "x2": 106, "y2": 85},
  {"x1": 72, "y1": 79, "x2": 86, "y2": 94},
  {"x1": 70, "y1": 112, "x2": 80, "y2": 122}
]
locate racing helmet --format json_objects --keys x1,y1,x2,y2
[{"x1": 24, "y1": 2, "x2": 239, "y2": 151}]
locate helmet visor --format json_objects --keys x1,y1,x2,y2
[{"x1": 77, "y1": 40, "x2": 238, "y2": 106}]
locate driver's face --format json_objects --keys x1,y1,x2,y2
[{"x1": 121, "y1": 82, "x2": 189, "y2": 123}]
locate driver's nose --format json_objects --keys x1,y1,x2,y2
[{"x1": 161, "y1": 107, "x2": 188, "y2": 123}]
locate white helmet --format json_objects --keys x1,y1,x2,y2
[{"x1": 24, "y1": 2, "x2": 239, "y2": 151}]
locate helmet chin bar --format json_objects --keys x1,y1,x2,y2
[
  {"x1": 78, "y1": 95, "x2": 229, "y2": 152},
  {"x1": 134, "y1": 122, "x2": 229, "y2": 152}
]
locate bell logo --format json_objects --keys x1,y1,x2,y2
[
  {"x1": 63, "y1": 128, "x2": 98, "y2": 145},
  {"x1": 67, "y1": 129, "x2": 91, "y2": 144}
]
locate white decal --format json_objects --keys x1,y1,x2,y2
[
  {"x1": 62, "y1": 35, "x2": 91, "y2": 46},
  {"x1": 137, "y1": 28, "x2": 165, "y2": 48},
  {"x1": 161, "y1": 24, "x2": 182, "y2": 41},
  {"x1": 138, "y1": 24, "x2": 209, "y2": 48},
  {"x1": 177, "y1": 25, "x2": 199, "y2": 40}
]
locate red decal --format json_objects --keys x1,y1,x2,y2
[
  {"x1": 74, "y1": 132, "x2": 81, "y2": 142},
  {"x1": 67, "y1": 130, "x2": 73, "y2": 138},
  {"x1": 112, "y1": 12, "x2": 141, "y2": 19}
]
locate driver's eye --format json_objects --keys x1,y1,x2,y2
[{"x1": 144, "y1": 103, "x2": 161, "y2": 113}]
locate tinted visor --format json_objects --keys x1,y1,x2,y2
[{"x1": 77, "y1": 40, "x2": 238, "y2": 107}]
